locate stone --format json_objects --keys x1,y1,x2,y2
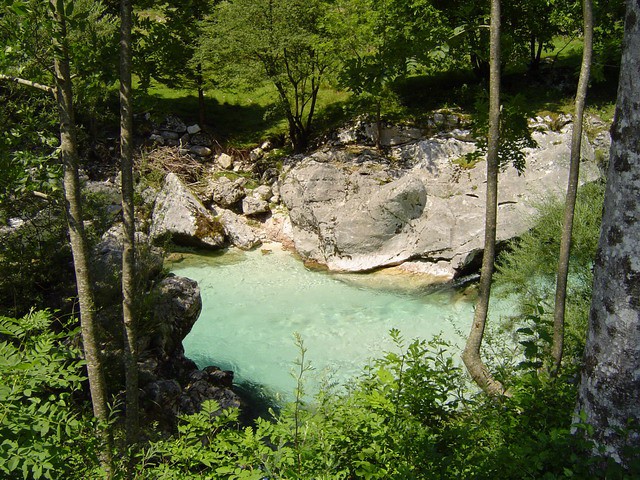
[
  {"x1": 190, "y1": 132, "x2": 214, "y2": 147},
  {"x1": 148, "y1": 275, "x2": 202, "y2": 359},
  {"x1": 209, "y1": 176, "x2": 245, "y2": 208},
  {"x1": 160, "y1": 130, "x2": 181, "y2": 140},
  {"x1": 189, "y1": 145, "x2": 212, "y2": 157},
  {"x1": 252, "y1": 185, "x2": 272, "y2": 201},
  {"x1": 161, "y1": 115, "x2": 187, "y2": 133},
  {"x1": 150, "y1": 173, "x2": 225, "y2": 248},
  {"x1": 242, "y1": 195, "x2": 270, "y2": 216},
  {"x1": 149, "y1": 133, "x2": 165, "y2": 145},
  {"x1": 187, "y1": 124, "x2": 201, "y2": 135},
  {"x1": 249, "y1": 147, "x2": 264, "y2": 161},
  {"x1": 218, "y1": 208, "x2": 262, "y2": 250},
  {"x1": 217, "y1": 153, "x2": 234, "y2": 170}
]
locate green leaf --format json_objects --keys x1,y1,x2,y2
[
  {"x1": 7, "y1": 456, "x2": 19, "y2": 472},
  {"x1": 10, "y1": 1, "x2": 28, "y2": 16}
]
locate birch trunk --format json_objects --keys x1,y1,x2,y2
[{"x1": 50, "y1": 0, "x2": 113, "y2": 475}]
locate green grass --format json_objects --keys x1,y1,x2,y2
[
  {"x1": 134, "y1": 35, "x2": 617, "y2": 150},
  {"x1": 136, "y1": 78, "x2": 354, "y2": 149}
]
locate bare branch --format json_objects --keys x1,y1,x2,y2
[{"x1": 0, "y1": 74, "x2": 54, "y2": 95}]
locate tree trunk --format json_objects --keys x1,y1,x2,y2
[
  {"x1": 575, "y1": 0, "x2": 640, "y2": 467},
  {"x1": 49, "y1": 0, "x2": 113, "y2": 475},
  {"x1": 461, "y1": 0, "x2": 508, "y2": 397},
  {"x1": 196, "y1": 62, "x2": 206, "y2": 128},
  {"x1": 120, "y1": 0, "x2": 139, "y2": 447},
  {"x1": 375, "y1": 100, "x2": 382, "y2": 151},
  {"x1": 551, "y1": 0, "x2": 593, "y2": 374}
]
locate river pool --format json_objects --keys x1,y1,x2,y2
[{"x1": 170, "y1": 244, "x2": 478, "y2": 399}]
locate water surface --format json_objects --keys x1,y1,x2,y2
[{"x1": 171, "y1": 245, "x2": 475, "y2": 398}]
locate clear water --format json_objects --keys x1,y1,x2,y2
[{"x1": 171, "y1": 244, "x2": 475, "y2": 398}]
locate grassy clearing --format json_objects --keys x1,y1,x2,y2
[
  {"x1": 136, "y1": 79, "x2": 353, "y2": 149},
  {"x1": 136, "y1": 37, "x2": 617, "y2": 149}
]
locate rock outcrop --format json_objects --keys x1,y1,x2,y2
[
  {"x1": 150, "y1": 172, "x2": 225, "y2": 248},
  {"x1": 280, "y1": 122, "x2": 601, "y2": 279},
  {"x1": 139, "y1": 274, "x2": 241, "y2": 430},
  {"x1": 92, "y1": 223, "x2": 241, "y2": 432}
]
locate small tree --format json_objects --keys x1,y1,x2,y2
[
  {"x1": 201, "y1": 0, "x2": 334, "y2": 152},
  {"x1": 49, "y1": 0, "x2": 113, "y2": 474},
  {"x1": 119, "y1": 0, "x2": 139, "y2": 447},
  {"x1": 551, "y1": 0, "x2": 593, "y2": 374},
  {"x1": 135, "y1": 0, "x2": 216, "y2": 127},
  {"x1": 461, "y1": 0, "x2": 508, "y2": 397},
  {"x1": 327, "y1": 0, "x2": 448, "y2": 148}
]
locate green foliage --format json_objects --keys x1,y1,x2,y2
[
  {"x1": 496, "y1": 181, "x2": 605, "y2": 362},
  {"x1": 200, "y1": 0, "x2": 335, "y2": 151},
  {"x1": 0, "y1": 87, "x2": 60, "y2": 204},
  {"x1": 135, "y1": 1, "x2": 213, "y2": 94},
  {"x1": 326, "y1": 0, "x2": 448, "y2": 108},
  {"x1": 0, "y1": 310, "x2": 97, "y2": 480},
  {"x1": 464, "y1": 93, "x2": 538, "y2": 174},
  {"x1": 132, "y1": 328, "x2": 608, "y2": 479}
]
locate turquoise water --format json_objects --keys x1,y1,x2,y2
[{"x1": 171, "y1": 245, "x2": 475, "y2": 398}]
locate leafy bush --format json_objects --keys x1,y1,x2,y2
[
  {"x1": 0, "y1": 311, "x2": 98, "y2": 480},
  {"x1": 132, "y1": 329, "x2": 603, "y2": 479},
  {"x1": 495, "y1": 181, "x2": 605, "y2": 362}
]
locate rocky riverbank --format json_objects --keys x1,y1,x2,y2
[{"x1": 143, "y1": 113, "x2": 607, "y2": 282}]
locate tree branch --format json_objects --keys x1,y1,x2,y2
[{"x1": 0, "y1": 74, "x2": 54, "y2": 95}]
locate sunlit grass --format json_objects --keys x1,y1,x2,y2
[
  {"x1": 134, "y1": 34, "x2": 616, "y2": 149},
  {"x1": 135, "y1": 78, "x2": 353, "y2": 148}
]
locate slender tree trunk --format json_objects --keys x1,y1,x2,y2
[
  {"x1": 575, "y1": 1, "x2": 640, "y2": 466},
  {"x1": 375, "y1": 100, "x2": 382, "y2": 150},
  {"x1": 120, "y1": 0, "x2": 139, "y2": 447},
  {"x1": 49, "y1": 0, "x2": 113, "y2": 475},
  {"x1": 551, "y1": 0, "x2": 593, "y2": 374},
  {"x1": 462, "y1": 0, "x2": 508, "y2": 397},
  {"x1": 196, "y1": 62, "x2": 206, "y2": 128}
]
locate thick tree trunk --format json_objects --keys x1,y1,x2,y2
[
  {"x1": 120, "y1": 0, "x2": 139, "y2": 446},
  {"x1": 461, "y1": 0, "x2": 508, "y2": 397},
  {"x1": 551, "y1": 0, "x2": 593, "y2": 374},
  {"x1": 49, "y1": 0, "x2": 113, "y2": 475},
  {"x1": 575, "y1": 0, "x2": 640, "y2": 467}
]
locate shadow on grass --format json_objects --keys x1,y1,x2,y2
[
  {"x1": 135, "y1": 91, "x2": 287, "y2": 147},
  {"x1": 393, "y1": 54, "x2": 619, "y2": 122}
]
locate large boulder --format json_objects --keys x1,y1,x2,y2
[
  {"x1": 280, "y1": 123, "x2": 601, "y2": 278},
  {"x1": 144, "y1": 274, "x2": 202, "y2": 360},
  {"x1": 150, "y1": 173, "x2": 225, "y2": 248}
]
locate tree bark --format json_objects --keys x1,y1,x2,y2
[
  {"x1": 49, "y1": 0, "x2": 113, "y2": 475},
  {"x1": 575, "y1": 0, "x2": 640, "y2": 467},
  {"x1": 461, "y1": 0, "x2": 508, "y2": 397},
  {"x1": 551, "y1": 0, "x2": 593, "y2": 374},
  {"x1": 119, "y1": 0, "x2": 139, "y2": 447}
]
